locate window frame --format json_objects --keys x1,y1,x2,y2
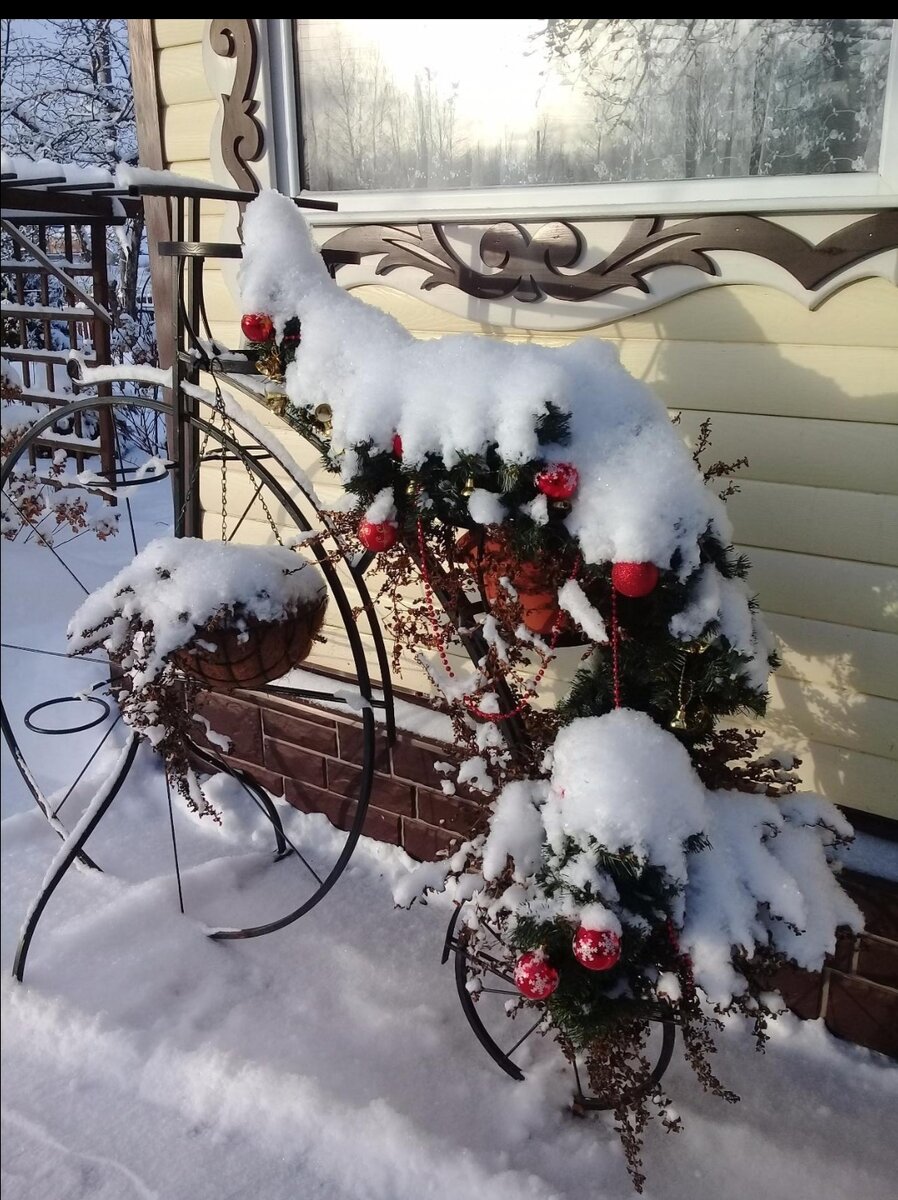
[{"x1": 266, "y1": 19, "x2": 898, "y2": 225}]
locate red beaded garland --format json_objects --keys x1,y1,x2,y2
[
  {"x1": 611, "y1": 561, "x2": 659, "y2": 598},
  {"x1": 535, "y1": 462, "x2": 579, "y2": 501},
  {"x1": 514, "y1": 951, "x2": 560, "y2": 1000},
  {"x1": 572, "y1": 925, "x2": 621, "y2": 972},
  {"x1": 240, "y1": 312, "x2": 275, "y2": 343},
  {"x1": 358, "y1": 519, "x2": 397, "y2": 552}
]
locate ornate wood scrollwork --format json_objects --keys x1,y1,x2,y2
[
  {"x1": 210, "y1": 19, "x2": 264, "y2": 194},
  {"x1": 323, "y1": 212, "x2": 898, "y2": 305}
]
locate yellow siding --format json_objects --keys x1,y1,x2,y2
[{"x1": 147, "y1": 21, "x2": 898, "y2": 821}]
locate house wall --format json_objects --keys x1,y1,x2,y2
[{"x1": 143, "y1": 20, "x2": 898, "y2": 823}]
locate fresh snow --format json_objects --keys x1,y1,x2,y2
[
  {"x1": 442, "y1": 709, "x2": 864, "y2": 1004},
  {"x1": 67, "y1": 536, "x2": 325, "y2": 688},
  {"x1": 558, "y1": 578, "x2": 608, "y2": 643},
  {"x1": 69, "y1": 351, "x2": 173, "y2": 390},
  {"x1": 239, "y1": 191, "x2": 734, "y2": 576},
  {"x1": 544, "y1": 711, "x2": 708, "y2": 888},
  {"x1": 364, "y1": 487, "x2": 397, "y2": 524},
  {"x1": 2, "y1": 517, "x2": 897, "y2": 1200},
  {"x1": 468, "y1": 488, "x2": 506, "y2": 526}
]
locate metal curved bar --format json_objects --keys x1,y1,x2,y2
[
  {"x1": 448, "y1": 912, "x2": 677, "y2": 1105},
  {"x1": 25, "y1": 693, "x2": 111, "y2": 735},
  {"x1": 451, "y1": 919, "x2": 526, "y2": 1083},
  {"x1": 207, "y1": 706, "x2": 376, "y2": 940},
  {"x1": 0, "y1": 395, "x2": 169, "y2": 859},
  {"x1": 571, "y1": 1022, "x2": 677, "y2": 1112},
  {"x1": 186, "y1": 735, "x2": 289, "y2": 860},
  {"x1": 349, "y1": 563, "x2": 397, "y2": 745},
  {"x1": 179, "y1": 407, "x2": 379, "y2": 936},
  {"x1": 0, "y1": 705, "x2": 101, "y2": 871},
  {"x1": 4, "y1": 390, "x2": 378, "y2": 935},
  {"x1": 13, "y1": 733, "x2": 139, "y2": 982}
]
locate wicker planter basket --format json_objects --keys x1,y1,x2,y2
[{"x1": 173, "y1": 595, "x2": 327, "y2": 694}]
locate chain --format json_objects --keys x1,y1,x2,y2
[
  {"x1": 611, "y1": 586, "x2": 622, "y2": 709},
  {"x1": 208, "y1": 361, "x2": 284, "y2": 547}
]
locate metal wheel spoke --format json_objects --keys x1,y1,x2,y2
[
  {"x1": 164, "y1": 772, "x2": 186, "y2": 914},
  {"x1": 465, "y1": 950, "x2": 517, "y2": 987},
  {"x1": 1, "y1": 487, "x2": 90, "y2": 595},
  {"x1": 478, "y1": 987, "x2": 520, "y2": 996},
  {"x1": 52, "y1": 711, "x2": 122, "y2": 817},
  {"x1": 231, "y1": 773, "x2": 323, "y2": 885},
  {"x1": 227, "y1": 477, "x2": 264, "y2": 542},
  {"x1": 505, "y1": 1013, "x2": 547, "y2": 1058},
  {"x1": 1, "y1": 641, "x2": 107, "y2": 666}
]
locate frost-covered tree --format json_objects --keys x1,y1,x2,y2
[
  {"x1": 541, "y1": 18, "x2": 892, "y2": 179},
  {"x1": 0, "y1": 19, "x2": 145, "y2": 324}
]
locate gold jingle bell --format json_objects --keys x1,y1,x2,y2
[
  {"x1": 461, "y1": 475, "x2": 476, "y2": 498},
  {"x1": 669, "y1": 706, "x2": 690, "y2": 731},
  {"x1": 256, "y1": 345, "x2": 283, "y2": 382},
  {"x1": 264, "y1": 391, "x2": 288, "y2": 418},
  {"x1": 314, "y1": 403, "x2": 333, "y2": 435}
]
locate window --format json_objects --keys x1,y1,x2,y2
[{"x1": 292, "y1": 19, "x2": 894, "y2": 202}]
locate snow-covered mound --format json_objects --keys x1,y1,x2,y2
[
  {"x1": 415, "y1": 711, "x2": 864, "y2": 1005},
  {"x1": 67, "y1": 536, "x2": 325, "y2": 687},
  {"x1": 239, "y1": 190, "x2": 731, "y2": 576}
]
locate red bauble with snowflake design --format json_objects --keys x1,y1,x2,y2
[
  {"x1": 535, "y1": 462, "x2": 579, "y2": 501},
  {"x1": 240, "y1": 312, "x2": 275, "y2": 343},
  {"x1": 611, "y1": 561, "x2": 659, "y2": 598},
  {"x1": 514, "y1": 950, "x2": 560, "y2": 1000},
  {"x1": 358, "y1": 518, "x2": 398, "y2": 552},
  {"x1": 572, "y1": 925, "x2": 621, "y2": 972}
]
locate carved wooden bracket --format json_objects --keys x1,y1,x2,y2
[
  {"x1": 323, "y1": 212, "x2": 898, "y2": 307},
  {"x1": 210, "y1": 19, "x2": 264, "y2": 194}
]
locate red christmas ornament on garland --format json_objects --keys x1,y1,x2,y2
[
  {"x1": 514, "y1": 950, "x2": 560, "y2": 1000},
  {"x1": 611, "y1": 561, "x2": 659, "y2": 598},
  {"x1": 535, "y1": 462, "x2": 579, "y2": 501},
  {"x1": 358, "y1": 518, "x2": 398, "y2": 552},
  {"x1": 573, "y1": 925, "x2": 621, "y2": 972},
  {"x1": 240, "y1": 312, "x2": 275, "y2": 343},
  {"x1": 391, "y1": 433, "x2": 403, "y2": 458}
]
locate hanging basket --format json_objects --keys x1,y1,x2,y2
[
  {"x1": 457, "y1": 530, "x2": 581, "y2": 641},
  {"x1": 172, "y1": 595, "x2": 327, "y2": 694}
]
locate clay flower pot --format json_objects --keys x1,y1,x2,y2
[{"x1": 457, "y1": 530, "x2": 570, "y2": 639}]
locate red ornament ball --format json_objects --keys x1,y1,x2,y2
[
  {"x1": 391, "y1": 432, "x2": 403, "y2": 458},
  {"x1": 572, "y1": 925, "x2": 621, "y2": 972},
  {"x1": 535, "y1": 462, "x2": 579, "y2": 501},
  {"x1": 514, "y1": 951, "x2": 560, "y2": 1000},
  {"x1": 240, "y1": 312, "x2": 275, "y2": 343},
  {"x1": 611, "y1": 561, "x2": 660, "y2": 598},
  {"x1": 358, "y1": 518, "x2": 397, "y2": 553}
]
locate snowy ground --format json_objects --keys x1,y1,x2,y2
[{"x1": 2, "y1": 491, "x2": 897, "y2": 1200}]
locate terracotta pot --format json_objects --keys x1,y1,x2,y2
[
  {"x1": 172, "y1": 595, "x2": 327, "y2": 694},
  {"x1": 457, "y1": 530, "x2": 568, "y2": 638}
]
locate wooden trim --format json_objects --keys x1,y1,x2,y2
[
  {"x1": 323, "y1": 212, "x2": 898, "y2": 309},
  {"x1": 210, "y1": 19, "x2": 264, "y2": 193},
  {"x1": 127, "y1": 19, "x2": 174, "y2": 371}
]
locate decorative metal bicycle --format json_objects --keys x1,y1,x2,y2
[{"x1": 1, "y1": 176, "x2": 676, "y2": 1113}]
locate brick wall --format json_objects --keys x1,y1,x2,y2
[
  {"x1": 191, "y1": 686, "x2": 897, "y2": 1060},
  {"x1": 191, "y1": 688, "x2": 491, "y2": 862},
  {"x1": 766, "y1": 872, "x2": 897, "y2": 1058}
]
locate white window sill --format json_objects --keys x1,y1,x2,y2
[{"x1": 302, "y1": 173, "x2": 898, "y2": 226}]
